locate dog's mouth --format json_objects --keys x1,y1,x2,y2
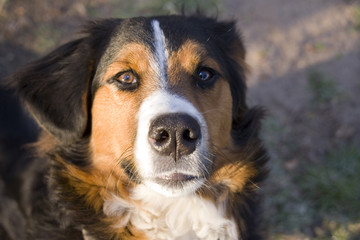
[
  {"x1": 154, "y1": 173, "x2": 202, "y2": 186},
  {"x1": 121, "y1": 158, "x2": 207, "y2": 195},
  {"x1": 157, "y1": 172, "x2": 198, "y2": 181},
  {"x1": 142, "y1": 172, "x2": 205, "y2": 197}
]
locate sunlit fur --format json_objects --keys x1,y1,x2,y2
[{"x1": 2, "y1": 15, "x2": 268, "y2": 240}]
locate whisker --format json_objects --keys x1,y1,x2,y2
[
  {"x1": 200, "y1": 108, "x2": 222, "y2": 115},
  {"x1": 249, "y1": 180, "x2": 262, "y2": 191},
  {"x1": 105, "y1": 147, "x2": 133, "y2": 192},
  {"x1": 125, "y1": 159, "x2": 140, "y2": 187}
]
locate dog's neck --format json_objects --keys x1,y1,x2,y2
[{"x1": 102, "y1": 184, "x2": 238, "y2": 240}]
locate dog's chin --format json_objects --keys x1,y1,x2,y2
[{"x1": 144, "y1": 175, "x2": 205, "y2": 198}]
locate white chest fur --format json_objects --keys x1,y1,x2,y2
[{"x1": 103, "y1": 185, "x2": 238, "y2": 240}]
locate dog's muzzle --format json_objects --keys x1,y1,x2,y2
[{"x1": 134, "y1": 91, "x2": 210, "y2": 196}]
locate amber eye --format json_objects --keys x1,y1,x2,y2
[
  {"x1": 110, "y1": 70, "x2": 139, "y2": 91},
  {"x1": 117, "y1": 72, "x2": 137, "y2": 84}
]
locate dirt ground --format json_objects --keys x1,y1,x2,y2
[{"x1": 1, "y1": 0, "x2": 359, "y2": 239}]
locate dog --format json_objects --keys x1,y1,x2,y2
[{"x1": 0, "y1": 15, "x2": 268, "y2": 240}]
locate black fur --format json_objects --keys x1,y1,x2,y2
[{"x1": 0, "y1": 15, "x2": 268, "y2": 239}]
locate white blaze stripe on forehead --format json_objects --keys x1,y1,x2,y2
[{"x1": 151, "y1": 20, "x2": 168, "y2": 88}]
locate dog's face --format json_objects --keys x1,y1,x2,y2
[
  {"x1": 11, "y1": 16, "x2": 249, "y2": 198},
  {"x1": 91, "y1": 18, "x2": 237, "y2": 197}
]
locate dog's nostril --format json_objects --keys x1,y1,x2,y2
[
  {"x1": 151, "y1": 129, "x2": 169, "y2": 143},
  {"x1": 182, "y1": 128, "x2": 199, "y2": 142}
]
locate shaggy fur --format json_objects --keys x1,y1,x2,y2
[{"x1": 0, "y1": 15, "x2": 268, "y2": 240}]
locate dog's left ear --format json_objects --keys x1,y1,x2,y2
[
  {"x1": 211, "y1": 20, "x2": 249, "y2": 129},
  {"x1": 8, "y1": 20, "x2": 119, "y2": 143}
]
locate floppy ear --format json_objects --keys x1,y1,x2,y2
[
  {"x1": 211, "y1": 20, "x2": 266, "y2": 143},
  {"x1": 211, "y1": 20, "x2": 249, "y2": 129},
  {"x1": 8, "y1": 38, "x2": 93, "y2": 143},
  {"x1": 8, "y1": 20, "x2": 119, "y2": 143}
]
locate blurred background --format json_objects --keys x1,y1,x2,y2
[{"x1": 0, "y1": 0, "x2": 359, "y2": 239}]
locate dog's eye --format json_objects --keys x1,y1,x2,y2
[
  {"x1": 117, "y1": 72, "x2": 137, "y2": 84},
  {"x1": 116, "y1": 71, "x2": 137, "y2": 84},
  {"x1": 110, "y1": 71, "x2": 139, "y2": 91},
  {"x1": 195, "y1": 67, "x2": 218, "y2": 89},
  {"x1": 198, "y1": 69, "x2": 213, "y2": 81}
]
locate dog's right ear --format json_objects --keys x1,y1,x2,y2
[{"x1": 7, "y1": 20, "x2": 119, "y2": 143}]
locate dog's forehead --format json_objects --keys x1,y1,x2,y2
[
  {"x1": 116, "y1": 16, "x2": 211, "y2": 49},
  {"x1": 98, "y1": 16, "x2": 218, "y2": 65}
]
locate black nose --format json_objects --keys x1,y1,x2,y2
[{"x1": 148, "y1": 113, "x2": 201, "y2": 160}]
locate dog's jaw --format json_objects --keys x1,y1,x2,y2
[{"x1": 134, "y1": 90, "x2": 210, "y2": 197}]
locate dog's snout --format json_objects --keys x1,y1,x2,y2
[{"x1": 148, "y1": 113, "x2": 201, "y2": 159}]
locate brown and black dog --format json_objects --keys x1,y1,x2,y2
[{"x1": 0, "y1": 15, "x2": 268, "y2": 240}]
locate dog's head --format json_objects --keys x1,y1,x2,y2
[{"x1": 10, "y1": 16, "x2": 256, "y2": 198}]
